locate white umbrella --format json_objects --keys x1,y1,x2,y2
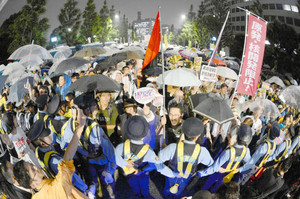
[
  {"x1": 2, "y1": 62, "x2": 25, "y2": 75},
  {"x1": 265, "y1": 76, "x2": 286, "y2": 88},
  {"x1": 216, "y1": 66, "x2": 238, "y2": 80},
  {"x1": 157, "y1": 68, "x2": 201, "y2": 87},
  {"x1": 19, "y1": 54, "x2": 43, "y2": 68},
  {"x1": 179, "y1": 48, "x2": 198, "y2": 58},
  {"x1": 9, "y1": 44, "x2": 52, "y2": 60},
  {"x1": 279, "y1": 85, "x2": 300, "y2": 108}
]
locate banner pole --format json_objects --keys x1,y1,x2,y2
[
  {"x1": 208, "y1": 10, "x2": 230, "y2": 67},
  {"x1": 159, "y1": 6, "x2": 166, "y2": 142},
  {"x1": 230, "y1": 11, "x2": 250, "y2": 105}
]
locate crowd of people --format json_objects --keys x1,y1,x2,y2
[{"x1": 0, "y1": 56, "x2": 299, "y2": 199}]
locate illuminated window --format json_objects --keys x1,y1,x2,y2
[
  {"x1": 291, "y1": 5, "x2": 299, "y2": 12},
  {"x1": 283, "y1": 4, "x2": 291, "y2": 11}
]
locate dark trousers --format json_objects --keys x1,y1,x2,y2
[
  {"x1": 164, "y1": 176, "x2": 191, "y2": 198},
  {"x1": 127, "y1": 172, "x2": 150, "y2": 197},
  {"x1": 201, "y1": 172, "x2": 228, "y2": 193}
]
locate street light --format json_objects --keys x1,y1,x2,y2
[
  {"x1": 212, "y1": 36, "x2": 217, "y2": 42},
  {"x1": 115, "y1": 14, "x2": 119, "y2": 20},
  {"x1": 67, "y1": 28, "x2": 72, "y2": 32},
  {"x1": 51, "y1": 36, "x2": 58, "y2": 43},
  {"x1": 181, "y1": 14, "x2": 186, "y2": 20}
]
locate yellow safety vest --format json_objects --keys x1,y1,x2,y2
[
  {"x1": 293, "y1": 135, "x2": 300, "y2": 154},
  {"x1": 35, "y1": 147, "x2": 61, "y2": 179},
  {"x1": 224, "y1": 146, "x2": 247, "y2": 173},
  {"x1": 79, "y1": 121, "x2": 98, "y2": 151},
  {"x1": 275, "y1": 139, "x2": 291, "y2": 162},
  {"x1": 60, "y1": 119, "x2": 76, "y2": 138},
  {"x1": 256, "y1": 140, "x2": 276, "y2": 168},
  {"x1": 123, "y1": 139, "x2": 150, "y2": 176},
  {"x1": 0, "y1": 119, "x2": 5, "y2": 135},
  {"x1": 177, "y1": 141, "x2": 201, "y2": 179}
]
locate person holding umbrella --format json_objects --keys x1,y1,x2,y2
[{"x1": 158, "y1": 117, "x2": 214, "y2": 198}]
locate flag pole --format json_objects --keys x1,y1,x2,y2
[
  {"x1": 159, "y1": 6, "x2": 166, "y2": 141},
  {"x1": 207, "y1": 11, "x2": 230, "y2": 66},
  {"x1": 230, "y1": 11, "x2": 250, "y2": 106}
]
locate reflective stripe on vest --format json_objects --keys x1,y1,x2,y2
[
  {"x1": 294, "y1": 135, "x2": 300, "y2": 154},
  {"x1": 177, "y1": 141, "x2": 201, "y2": 179},
  {"x1": 224, "y1": 146, "x2": 247, "y2": 172},
  {"x1": 35, "y1": 147, "x2": 60, "y2": 179},
  {"x1": 60, "y1": 119, "x2": 76, "y2": 138},
  {"x1": 123, "y1": 139, "x2": 150, "y2": 175},
  {"x1": 275, "y1": 139, "x2": 291, "y2": 162},
  {"x1": 257, "y1": 140, "x2": 276, "y2": 168},
  {"x1": 79, "y1": 122, "x2": 98, "y2": 151},
  {"x1": 0, "y1": 119, "x2": 5, "y2": 135}
]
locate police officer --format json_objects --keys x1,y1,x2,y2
[
  {"x1": 27, "y1": 119, "x2": 88, "y2": 194},
  {"x1": 237, "y1": 122, "x2": 280, "y2": 185},
  {"x1": 115, "y1": 115, "x2": 174, "y2": 199},
  {"x1": 33, "y1": 94, "x2": 49, "y2": 122},
  {"x1": 198, "y1": 124, "x2": 252, "y2": 192},
  {"x1": 158, "y1": 117, "x2": 214, "y2": 198},
  {"x1": 61, "y1": 93, "x2": 116, "y2": 199}
]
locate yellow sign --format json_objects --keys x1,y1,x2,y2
[{"x1": 194, "y1": 57, "x2": 202, "y2": 70}]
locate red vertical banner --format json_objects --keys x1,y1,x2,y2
[{"x1": 237, "y1": 14, "x2": 267, "y2": 96}]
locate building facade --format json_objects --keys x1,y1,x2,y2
[{"x1": 203, "y1": 0, "x2": 300, "y2": 34}]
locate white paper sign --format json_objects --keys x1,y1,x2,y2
[
  {"x1": 134, "y1": 87, "x2": 156, "y2": 104},
  {"x1": 200, "y1": 65, "x2": 217, "y2": 82}
]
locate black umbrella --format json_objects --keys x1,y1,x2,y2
[
  {"x1": 192, "y1": 93, "x2": 234, "y2": 124},
  {"x1": 0, "y1": 75, "x2": 8, "y2": 92},
  {"x1": 95, "y1": 53, "x2": 127, "y2": 71},
  {"x1": 55, "y1": 57, "x2": 90, "y2": 74},
  {"x1": 142, "y1": 67, "x2": 162, "y2": 76},
  {"x1": 188, "y1": 93, "x2": 209, "y2": 110},
  {"x1": 67, "y1": 74, "x2": 121, "y2": 93}
]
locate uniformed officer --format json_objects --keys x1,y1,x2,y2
[
  {"x1": 288, "y1": 124, "x2": 300, "y2": 155},
  {"x1": 158, "y1": 117, "x2": 214, "y2": 198},
  {"x1": 115, "y1": 115, "x2": 174, "y2": 199},
  {"x1": 198, "y1": 124, "x2": 252, "y2": 192},
  {"x1": 237, "y1": 122, "x2": 280, "y2": 185},
  {"x1": 33, "y1": 94, "x2": 49, "y2": 122},
  {"x1": 27, "y1": 119, "x2": 88, "y2": 194},
  {"x1": 61, "y1": 93, "x2": 116, "y2": 199}
]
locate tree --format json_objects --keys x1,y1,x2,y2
[
  {"x1": 197, "y1": 2, "x2": 206, "y2": 19},
  {"x1": 0, "y1": 12, "x2": 21, "y2": 63},
  {"x1": 97, "y1": 0, "x2": 110, "y2": 44},
  {"x1": 250, "y1": 0, "x2": 264, "y2": 17},
  {"x1": 193, "y1": 20, "x2": 211, "y2": 49},
  {"x1": 7, "y1": 0, "x2": 49, "y2": 54},
  {"x1": 167, "y1": 31, "x2": 176, "y2": 44},
  {"x1": 264, "y1": 20, "x2": 300, "y2": 75},
  {"x1": 118, "y1": 14, "x2": 128, "y2": 43},
  {"x1": 80, "y1": 0, "x2": 99, "y2": 43},
  {"x1": 177, "y1": 22, "x2": 194, "y2": 46},
  {"x1": 187, "y1": 4, "x2": 196, "y2": 22},
  {"x1": 54, "y1": 0, "x2": 81, "y2": 46}
]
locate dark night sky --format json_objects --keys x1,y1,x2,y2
[{"x1": 0, "y1": 0, "x2": 202, "y2": 38}]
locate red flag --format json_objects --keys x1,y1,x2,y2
[{"x1": 142, "y1": 12, "x2": 161, "y2": 71}]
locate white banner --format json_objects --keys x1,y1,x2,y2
[{"x1": 200, "y1": 65, "x2": 217, "y2": 82}]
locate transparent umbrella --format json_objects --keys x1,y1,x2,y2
[
  {"x1": 248, "y1": 98, "x2": 281, "y2": 120},
  {"x1": 265, "y1": 76, "x2": 286, "y2": 88},
  {"x1": 279, "y1": 85, "x2": 300, "y2": 108},
  {"x1": 156, "y1": 68, "x2": 201, "y2": 87},
  {"x1": 216, "y1": 66, "x2": 238, "y2": 80},
  {"x1": 19, "y1": 54, "x2": 43, "y2": 69},
  {"x1": 8, "y1": 44, "x2": 52, "y2": 60},
  {"x1": 2, "y1": 62, "x2": 25, "y2": 75}
]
